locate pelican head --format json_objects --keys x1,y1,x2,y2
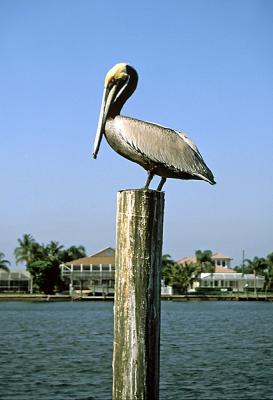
[{"x1": 93, "y1": 63, "x2": 138, "y2": 158}]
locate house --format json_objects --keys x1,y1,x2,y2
[
  {"x1": 0, "y1": 269, "x2": 32, "y2": 293},
  {"x1": 176, "y1": 252, "x2": 264, "y2": 292},
  {"x1": 177, "y1": 252, "x2": 233, "y2": 269},
  {"x1": 200, "y1": 271, "x2": 264, "y2": 292},
  {"x1": 60, "y1": 246, "x2": 174, "y2": 296},
  {"x1": 60, "y1": 247, "x2": 115, "y2": 295}
]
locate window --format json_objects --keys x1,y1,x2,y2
[
  {"x1": 102, "y1": 265, "x2": 110, "y2": 271},
  {"x1": 83, "y1": 265, "x2": 90, "y2": 271},
  {"x1": 73, "y1": 265, "x2": 81, "y2": 271},
  {"x1": 92, "y1": 265, "x2": 100, "y2": 271}
]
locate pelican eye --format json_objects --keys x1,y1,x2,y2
[{"x1": 108, "y1": 77, "x2": 115, "y2": 86}]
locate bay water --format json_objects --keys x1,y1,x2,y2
[{"x1": 1, "y1": 301, "x2": 273, "y2": 400}]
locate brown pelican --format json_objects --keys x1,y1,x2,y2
[{"x1": 93, "y1": 63, "x2": 215, "y2": 190}]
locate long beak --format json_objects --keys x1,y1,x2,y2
[
  {"x1": 93, "y1": 81, "x2": 122, "y2": 159},
  {"x1": 93, "y1": 87, "x2": 108, "y2": 159}
]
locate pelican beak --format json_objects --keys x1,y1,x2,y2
[
  {"x1": 93, "y1": 86, "x2": 108, "y2": 159},
  {"x1": 93, "y1": 81, "x2": 121, "y2": 159}
]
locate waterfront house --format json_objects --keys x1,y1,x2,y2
[
  {"x1": 60, "y1": 246, "x2": 173, "y2": 296},
  {"x1": 60, "y1": 247, "x2": 115, "y2": 295},
  {"x1": 200, "y1": 271, "x2": 264, "y2": 292},
  {"x1": 176, "y1": 252, "x2": 265, "y2": 292},
  {"x1": 177, "y1": 252, "x2": 233, "y2": 269},
  {"x1": 0, "y1": 268, "x2": 32, "y2": 293}
]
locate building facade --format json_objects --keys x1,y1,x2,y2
[
  {"x1": 60, "y1": 247, "x2": 115, "y2": 295},
  {"x1": 200, "y1": 272, "x2": 264, "y2": 292},
  {"x1": 177, "y1": 251, "x2": 265, "y2": 292},
  {"x1": 177, "y1": 252, "x2": 233, "y2": 269},
  {"x1": 0, "y1": 269, "x2": 32, "y2": 293}
]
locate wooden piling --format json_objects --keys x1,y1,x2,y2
[{"x1": 113, "y1": 189, "x2": 165, "y2": 400}]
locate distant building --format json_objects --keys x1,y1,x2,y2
[
  {"x1": 199, "y1": 272, "x2": 264, "y2": 292},
  {"x1": 0, "y1": 269, "x2": 32, "y2": 293},
  {"x1": 177, "y1": 252, "x2": 233, "y2": 269},
  {"x1": 176, "y1": 251, "x2": 265, "y2": 292},
  {"x1": 60, "y1": 246, "x2": 173, "y2": 296},
  {"x1": 161, "y1": 280, "x2": 173, "y2": 295},
  {"x1": 60, "y1": 247, "x2": 115, "y2": 295}
]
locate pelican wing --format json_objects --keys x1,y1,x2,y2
[{"x1": 113, "y1": 116, "x2": 215, "y2": 183}]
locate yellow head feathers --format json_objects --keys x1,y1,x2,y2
[{"x1": 104, "y1": 63, "x2": 128, "y2": 87}]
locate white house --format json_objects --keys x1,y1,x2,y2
[
  {"x1": 177, "y1": 252, "x2": 265, "y2": 293},
  {"x1": 200, "y1": 272, "x2": 264, "y2": 292},
  {"x1": 60, "y1": 246, "x2": 174, "y2": 296},
  {"x1": 60, "y1": 247, "x2": 115, "y2": 296}
]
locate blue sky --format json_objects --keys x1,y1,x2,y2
[{"x1": 1, "y1": 0, "x2": 272, "y2": 268}]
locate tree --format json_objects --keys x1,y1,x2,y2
[
  {"x1": 15, "y1": 235, "x2": 87, "y2": 294},
  {"x1": 161, "y1": 254, "x2": 197, "y2": 294},
  {"x1": 45, "y1": 241, "x2": 64, "y2": 262},
  {"x1": 62, "y1": 245, "x2": 86, "y2": 262},
  {"x1": 161, "y1": 254, "x2": 176, "y2": 285},
  {"x1": 0, "y1": 252, "x2": 10, "y2": 272},
  {"x1": 14, "y1": 234, "x2": 38, "y2": 266},
  {"x1": 244, "y1": 256, "x2": 268, "y2": 275},
  {"x1": 27, "y1": 260, "x2": 59, "y2": 294},
  {"x1": 169, "y1": 262, "x2": 197, "y2": 294},
  {"x1": 195, "y1": 249, "x2": 215, "y2": 274},
  {"x1": 264, "y1": 253, "x2": 273, "y2": 292}
]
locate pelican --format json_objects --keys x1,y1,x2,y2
[{"x1": 93, "y1": 63, "x2": 215, "y2": 190}]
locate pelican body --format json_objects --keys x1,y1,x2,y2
[{"x1": 93, "y1": 63, "x2": 215, "y2": 190}]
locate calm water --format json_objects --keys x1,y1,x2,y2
[{"x1": 1, "y1": 301, "x2": 273, "y2": 400}]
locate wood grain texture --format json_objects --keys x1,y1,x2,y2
[{"x1": 113, "y1": 189, "x2": 165, "y2": 400}]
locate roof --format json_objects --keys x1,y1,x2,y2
[
  {"x1": 0, "y1": 270, "x2": 31, "y2": 280},
  {"x1": 211, "y1": 252, "x2": 233, "y2": 260},
  {"x1": 177, "y1": 252, "x2": 232, "y2": 265},
  {"x1": 215, "y1": 266, "x2": 234, "y2": 273},
  {"x1": 63, "y1": 246, "x2": 115, "y2": 266},
  {"x1": 201, "y1": 272, "x2": 264, "y2": 281},
  {"x1": 177, "y1": 255, "x2": 197, "y2": 264}
]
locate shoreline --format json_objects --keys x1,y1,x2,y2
[{"x1": 1, "y1": 294, "x2": 273, "y2": 302}]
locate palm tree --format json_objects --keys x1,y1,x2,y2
[
  {"x1": 14, "y1": 234, "x2": 37, "y2": 266},
  {"x1": 167, "y1": 262, "x2": 196, "y2": 294},
  {"x1": 161, "y1": 254, "x2": 176, "y2": 285},
  {"x1": 244, "y1": 256, "x2": 267, "y2": 275},
  {"x1": 45, "y1": 241, "x2": 64, "y2": 263},
  {"x1": 0, "y1": 252, "x2": 10, "y2": 272},
  {"x1": 244, "y1": 256, "x2": 268, "y2": 294},
  {"x1": 195, "y1": 249, "x2": 215, "y2": 274},
  {"x1": 62, "y1": 245, "x2": 86, "y2": 262}
]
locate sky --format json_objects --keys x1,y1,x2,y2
[{"x1": 0, "y1": 0, "x2": 273, "y2": 269}]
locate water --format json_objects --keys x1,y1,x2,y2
[{"x1": 1, "y1": 301, "x2": 273, "y2": 400}]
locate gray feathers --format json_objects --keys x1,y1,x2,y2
[{"x1": 105, "y1": 115, "x2": 215, "y2": 185}]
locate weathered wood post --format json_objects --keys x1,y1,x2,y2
[{"x1": 113, "y1": 189, "x2": 165, "y2": 400}]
